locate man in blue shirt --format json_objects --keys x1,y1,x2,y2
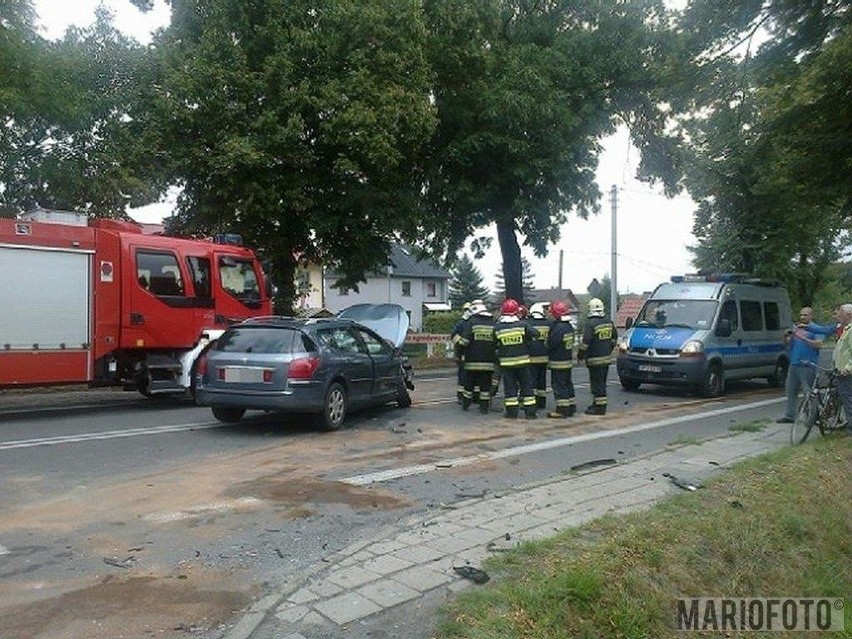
[{"x1": 776, "y1": 307, "x2": 837, "y2": 423}]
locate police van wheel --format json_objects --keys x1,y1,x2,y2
[
  {"x1": 620, "y1": 377, "x2": 641, "y2": 392},
  {"x1": 699, "y1": 364, "x2": 724, "y2": 398}
]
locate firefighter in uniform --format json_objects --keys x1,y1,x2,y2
[
  {"x1": 578, "y1": 297, "x2": 617, "y2": 415},
  {"x1": 493, "y1": 298, "x2": 538, "y2": 419},
  {"x1": 450, "y1": 302, "x2": 472, "y2": 403},
  {"x1": 456, "y1": 301, "x2": 496, "y2": 414},
  {"x1": 546, "y1": 301, "x2": 576, "y2": 418},
  {"x1": 527, "y1": 306, "x2": 551, "y2": 410}
]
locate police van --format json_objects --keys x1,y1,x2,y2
[{"x1": 616, "y1": 274, "x2": 793, "y2": 397}]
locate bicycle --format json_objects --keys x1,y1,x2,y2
[{"x1": 790, "y1": 363, "x2": 848, "y2": 444}]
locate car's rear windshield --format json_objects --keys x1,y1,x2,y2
[{"x1": 215, "y1": 327, "x2": 315, "y2": 354}]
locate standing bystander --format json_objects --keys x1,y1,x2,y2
[
  {"x1": 831, "y1": 303, "x2": 852, "y2": 435},
  {"x1": 776, "y1": 306, "x2": 836, "y2": 423}
]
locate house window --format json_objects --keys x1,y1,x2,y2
[
  {"x1": 402, "y1": 281, "x2": 411, "y2": 297},
  {"x1": 426, "y1": 281, "x2": 437, "y2": 298}
]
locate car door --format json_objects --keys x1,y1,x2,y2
[
  {"x1": 326, "y1": 326, "x2": 374, "y2": 406},
  {"x1": 354, "y1": 326, "x2": 397, "y2": 401}
]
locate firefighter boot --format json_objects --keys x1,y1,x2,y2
[
  {"x1": 585, "y1": 404, "x2": 606, "y2": 416},
  {"x1": 479, "y1": 401, "x2": 490, "y2": 414},
  {"x1": 566, "y1": 405, "x2": 576, "y2": 417},
  {"x1": 504, "y1": 407, "x2": 518, "y2": 419},
  {"x1": 536, "y1": 396, "x2": 547, "y2": 410},
  {"x1": 461, "y1": 397, "x2": 471, "y2": 411},
  {"x1": 547, "y1": 410, "x2": 566, "y2": 419},
  {"x1": 525, "y1": 409, "x2": 537, "y2": 420}
]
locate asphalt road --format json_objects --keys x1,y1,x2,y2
[{"x1": 0, "y1": 367, "x2": 786, "y2": 639}]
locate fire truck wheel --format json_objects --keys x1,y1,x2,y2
[
  {"x1": 314, "y1": 382, "x2": 347, "y2": 431},
  {"x1": 212, "y1": 406, "x2": 246, "y2": 423}
]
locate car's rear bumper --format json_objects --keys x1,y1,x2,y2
[{"x1": 196, "y1": 381, "x2": 326, "y2": 412}]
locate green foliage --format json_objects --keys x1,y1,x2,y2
[
  {"x1": 677, "y1": 1, "x2": 852, "y2": 307},
  {"x1": 418, "y1": 0, "x2": 680, "y2": 302},
  {"x1": 423, "y1": 310, "x2": 461, "y2": 335},
  {"x1": 146, "y1": 0, "x2": 437, "y2": 308},
  {"x1": 1, "y1": 6, "x2": 156, "y2": 217},
  {"x1": 448, "y1": 254, "x2": 490, "y2": 308}
]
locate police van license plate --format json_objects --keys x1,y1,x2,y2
[{"x1": 638, "y1": 364, "x2": 662, "y2": 373}]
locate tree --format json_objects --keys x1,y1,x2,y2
[
  {"x1": 416, "y1": 0, "x2": 680, "y2": 302},
  {"x1": 448, "y1": 254, "x2": 490, "y2": 308},
  {"x1": 143, "y1": 0, "x2": 436, "y2": 310},
  {"x1": 1, "y1": 5, "x2": 157, "y2": 217},
  {"x1": 675, "y1": 1, "x2": 852, "y2": 304},
  {"x1": 493, "y1": 256, "x2": 535, "y2": 305}
]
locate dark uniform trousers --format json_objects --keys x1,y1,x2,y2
[
  {"x1": 502, "y1": 365, "x2": 536, "y2": 418},
  {"x1": 549, "y1": 365, "x2": 576, "y2": 416},
  {"x1": 588, "y1": 365, "x2": 609, "y2": 409}
]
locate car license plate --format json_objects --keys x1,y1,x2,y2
[
  {"x1": 223, "y1": 367, "x2": 264, "y2": 383},
  {"x1": 638, "y1": 364, "x2": 662, "y2": 373}
]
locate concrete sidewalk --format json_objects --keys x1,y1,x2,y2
[{"x1": 225, "y1": 421, "x2": 791, "y2": 639}]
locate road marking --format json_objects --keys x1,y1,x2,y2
[
  {"x1": 0, "y1": 421, "x2": 224, "y2": 451},
  {"x1": 0, "y1": 544, "x2": 8, "y2": 556},
  {"x1": 340, "y1": 397, "x2": 784, "y2": 485}
]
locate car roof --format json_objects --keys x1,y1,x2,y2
[{"x1": 235, "y1": 316, "x2": 354, "y2": 331}]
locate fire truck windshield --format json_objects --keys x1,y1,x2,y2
[{"x1": 219, "y1": 256, "x2": 262, "y2": 308}]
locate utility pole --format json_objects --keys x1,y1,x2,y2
[{"x1": 610, "y1": 185, "x2": 618, "y2": 323}]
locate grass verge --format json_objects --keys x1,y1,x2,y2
[{"x1": 437, "y1": 436, "x2": 851, "y2": 638}]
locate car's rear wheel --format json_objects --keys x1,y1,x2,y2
[
  {"x1": 212, "y1": 406, "x2": 245, "y2": 423},
  {"x1": 315, "y1": 382, "x2": 347, "y2": 431}
]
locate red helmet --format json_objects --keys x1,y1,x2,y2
[
  {"x1": 550, "y1": 301, "x2": 568, "y2": 319},
  {"x1": 518, "y1": 304, "x2": 528, "y2": 318},
  {"x1": 501, "y1": 298, "x2": 520, "y2": 316}
]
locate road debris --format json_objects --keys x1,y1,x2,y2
[
  {"x1": 570, "y1": 458, "x2": 617, "y2": 473},
  {"x1": 453, "y1": 565, "x2": 490, "y2": 584},
  {"x1": 103, "y1": 555, "x2": 137, "y2": 569},
  {"x1": 662, "y1": 472, "x2": 700, "y2": 491}
]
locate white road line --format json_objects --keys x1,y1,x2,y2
[
  {"x1": 0, "y1": 421, "x2": 223, "y2": 451},
  {"x1": 0, "y1": 544, "x2": 8, "y2": 556},
  {"x1": 340, "y1": 397, "x2": 784, "y2": 486}
]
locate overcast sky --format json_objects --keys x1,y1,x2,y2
[{"x1": 34, "y1": 0, "x2": 697, "y2": 294}]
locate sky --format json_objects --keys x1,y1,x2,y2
[{"x1": 34, "y1": 0, "x2": 697, "y2": 295}]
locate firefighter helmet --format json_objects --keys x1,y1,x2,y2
[
  {"x1": 500, "y1": 298, "x2": 520, "y2": 316},
  {"x1": 469, "y1": 301, "x2": 489, "y2": 315},
  {"x1": 588, "y1": 297, "x2": 605, "y2": 317},
  {"x1": 550, "y1": 301, "x2": 568, "y2": 319}
]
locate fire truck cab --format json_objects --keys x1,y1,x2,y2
[{"x1": 0, "y1": 209, "x2": 272, "y2": 395}]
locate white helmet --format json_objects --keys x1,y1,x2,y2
[
  {"x1": 469, "y1": 301, "x2": 489, "y2": 316},
  {"x1": 588, "y1": 297, "x2": 605, "y2": 317}
]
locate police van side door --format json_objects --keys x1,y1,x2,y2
[{"x1": 713, "y1": 299, "x2": 747, "y2": 374}]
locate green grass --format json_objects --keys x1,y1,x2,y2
[
  {"x1": 436, "y1": 437, "x2": 852, "y2": 639},
  {"x1": 729, "y1": 418, "x2": 769, "y2": 433}
]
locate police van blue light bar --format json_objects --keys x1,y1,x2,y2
[{"x1": 671, "y1": 273, "x2": 750, "y2": 283}]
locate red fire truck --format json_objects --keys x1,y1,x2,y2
[{"x1": 0, "y1": 209, "x2": 272, "y2": 395}]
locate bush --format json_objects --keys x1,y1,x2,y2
[{"x1": 423, "y1": 311, "x2": 461, "y2": 334}]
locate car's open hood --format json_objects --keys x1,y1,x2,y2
[{"x1": 337, "y1": 304, "x2": 409, "y2": 348}]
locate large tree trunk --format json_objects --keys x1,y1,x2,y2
[{"x1": 496, "y1": 218, "x2": 524, "y2": 305}]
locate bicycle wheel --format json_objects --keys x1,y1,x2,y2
[
  {"x1": 819, "y1": 393, "x2": 846, "y2": 435},
  {"x1": 791, "y1": 392, "x2": 819, "y2": 444}
]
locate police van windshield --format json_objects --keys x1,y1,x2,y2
[
  {"x1": 635, "y1": 300, "x2": 718, "y2": 331},
  {"x1": 219, "y1": 257, "x2": 262, "y2": 308}
]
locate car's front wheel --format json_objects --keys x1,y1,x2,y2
[
  {"x1": 315, "y1": 382, "x2": 347, "y2": 431},
  {"x1": 698, "y1": 363, "x2": 724, "y2": 398},
  {"x1": 620, "y1": 377, "x2": 641, "y2": 392},
  {"x1": 212, "y1": 406, "x2": 245, "y2": 423}
]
